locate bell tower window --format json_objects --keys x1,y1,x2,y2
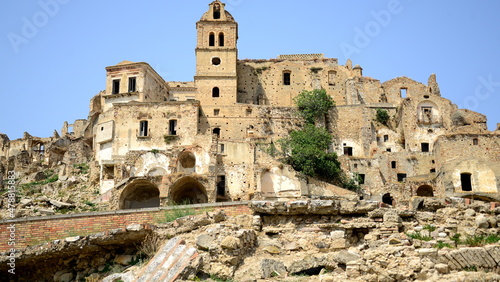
[
  {"x1": 209, "y1": 33, "x2": 215, "y2": 46},
  {"x1": 212, "y1": 57, "x2": 221, "y2": 65},
  {"x1": 212, "y1": 87, "x2": 220, "y2": 98},
  {"x1": 213, "y1": 3, "x2": 221, "y2": 19},
  {"x1": 219, "y1": 32, "x2": 224, "y2": 47}
]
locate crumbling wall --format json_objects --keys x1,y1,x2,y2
[{"x1": 435, "y1": 134, "x2": 500, "y2": 196}]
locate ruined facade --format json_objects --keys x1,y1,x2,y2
[{"x1": 2, "y1": 0, "x2": 500, "y2": 209}]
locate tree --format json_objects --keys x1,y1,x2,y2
[
  {"x1": 376, "y1": 109, "x2": 389, "y2": 126},
  {"x1": 294, "y1": 89, "x2": 334, "y2": 124},
  {"x1": 279, "y1": 124, "x2": 342, "y2": 183}
]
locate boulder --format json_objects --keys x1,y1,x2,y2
[
  {"x1": 262, "y1": 245, "x2": 281, "y2": 254},
  {"x1": 220, "y1": 236, "x2": 240, "y2": 250},
  {"x1": 49, "y1": 199, "x2": 75, "y2": 209},
  {"x1": 333, "y1": 251, "x2": 360, "y2": 264},
  {"x1": 196, "y1": 234, "x2": 215, "y2": 250},
  {"x1": 260, "y1": 259, "x2": 286, "y2": 278},
  {"x1": 475, "y1": 214, "x2": 489, "y2": 229},
  {"x1": 464, "y1": 209, "x2": 476, "y2": 217},
  {"x1": 114, "y1": 255, "x2": 134, "y2": 266}
]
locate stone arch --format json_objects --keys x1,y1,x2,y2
[
  {"x1": 133, "y1": 152, "x2": 170, "y2": 177},
  {"x1": 417, "y1": 100, "x2": 440, "y2": 124},
  {"x1": 178, "y1": 151, "x2": 196, "y2": 174},
  {"x1": 119, "y1": 178, "x2": 160, "y2": 209},
  {"x1": 169, "y1": 176, "x2": 208, "y2": 204},
  {"x1": 416, "y1": 185, "x2": 434, "y2": 197},
  {"x1": 147, "y1": 167, "x2": 167, "y2": 177},
  {"x1": 382, "y1": 193, "x2": 394, "y2": 206}
]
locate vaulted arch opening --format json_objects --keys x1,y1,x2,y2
[
  {"x1": 416, "y1": 185, "x2": 434, "y2": 197},
  {"x1": 179, "y1": 151, "x2": 196, "y2": 168},
  {"x1": 119, "y1": 179, "x2": 160, "y2": 209},
  {"x1": 169, "y1": 177, "x2": 208, "y2": 204},
  {"x1": 178, "y1": 151, "x2": 196, "y2": 174},
  {"x1": 382, "y1": 193, "x2": 394, "y2": 206}
]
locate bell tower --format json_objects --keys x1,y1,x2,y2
[{"x1": 195, "y1": 0, "x2": 238, "y2": 105}]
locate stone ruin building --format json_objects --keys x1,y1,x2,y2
[{"x1": 1, "y1": 0, "x2": 500, "y2": 210}]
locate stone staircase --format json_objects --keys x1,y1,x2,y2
[{"x1": 136, "y1": 237, "x2": 199, "y2": 282}]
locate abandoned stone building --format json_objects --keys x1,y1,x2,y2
[{"x1": 2, "y1": 0, "x2": 500, "y2": 210}]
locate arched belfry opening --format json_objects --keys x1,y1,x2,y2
[
  {"x1": 219, "y1": 32, "x2": 224, "y2": 46},
  {"x1": 213, "y1": 2, "x2": 221, "y2": 19},
  {"x1": 169, "y1": 177, "x2": 208, "y2": 204},
  {"x1": 209, "y1": 32, "x2": 215, "y2": 46},
  {"x1": 119, "y1": 179, "x2": 160, "y2": 209}
]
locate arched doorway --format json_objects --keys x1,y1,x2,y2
[
  {"x1": 169, "y1": 177, "x2": 208, "y2": 204},
  {"x1": 382, "y1": 193, "x2": 394, "y2": 206},
  {"x1": 119, "y1": 179, "x2": 160, "y2": 209},
  {"x1": 416, "y1": 185, "x2": 434, "y2": 197}
]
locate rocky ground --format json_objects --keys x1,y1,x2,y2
[
  {"x1": 0, "y1": 161, "x2": 107, "y2": 219},
  {"x1": 33, "y1": 199, "x2": 497, "y2": 282}
]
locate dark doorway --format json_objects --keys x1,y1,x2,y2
[
  {"x1": 382, "y1": 193, "x2": 394, "y2": 206},
  {"x1": 461, "y1": 173, "x2": 472, "y2": 191},
  {"x1": 416, "y1": 185, "x2": 434, "y2": 197}
]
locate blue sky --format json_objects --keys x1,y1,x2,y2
[{"x1": 1, "y1": 0, "x2": 500, "y2": 139}]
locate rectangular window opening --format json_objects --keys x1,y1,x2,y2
[
  {"x1": 283, "y1": 72, "x2": 291, "y2": 85},
  {"x1": 214, "y1": 109, "x2": 220, "y2": 116},
  {"x1": 112, "y1": 79, "x2": 120, "y2": 94},
  {"x1": 383, "y1": 135, "x2": 389, "y2": 142},
  {"x1": 473, "y1": 138, "x2": 479, "y2": 145},
  {"x1": 358, "y1": 174, "x2": 365, "y2": 185},
  {"x1": 169, "y1": 120, "x2": 177, "y2": 136},
  {"x1": 421, "y1": 143, "x2": 430, "y2": 152},
  {"x1": 400, "y1": 88, "x2": 407, "y2": 98},
  {"x1": 343, "y1": 146, "x2": 353, "y2": 156},
  {"x1": 328, "y1": 71, "x2": 337, "y2": 86},
  {"x1": 397, "y1": 173, "x2": 407, "y2": 182},
  {"x1": 128, "y1": 77, "x2": 137, "y2": 92},
  {"x1": 139, "y1": 121, "x2": 148, "y2": 137},
  {"x1": 391, "y1": 161, "x2": 396, "y2": 169}
]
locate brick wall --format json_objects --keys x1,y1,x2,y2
[{"x1": 0, "y1": 202, "x2": 251, "y2": 253}]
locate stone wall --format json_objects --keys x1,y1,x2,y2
[{"x1": 0, "y1": 202, "x2": 251, "y2": 252}]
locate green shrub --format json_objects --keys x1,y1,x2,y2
[
  {"x1": 406, "y1": 231, "x2": 432, "y2": 241},
  {"x1": 450, "y1": 233, "x2": 461, "y2": 246},
  {"x1": 294, "y1": 89, "x2": 334, "y2": 124},
  {"x1": 157, "y1": 201, "x2": 196, "y2": 224},
  {"x1": 423, "y1": 224, "x2": 436, "y2": 232},
  {"x1": 433, "y1": 241, "x2": 453, "y2": 249},
  {"x1": 376, "y1": 109, "x2": 389, "y2": 125},
  {"x1": 73, "y1": 163, "x2": 90, "y2": 174}
]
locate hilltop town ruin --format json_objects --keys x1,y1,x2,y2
[{"x1": 1, "y1": 0, "x2": 500, "y2": 215}]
